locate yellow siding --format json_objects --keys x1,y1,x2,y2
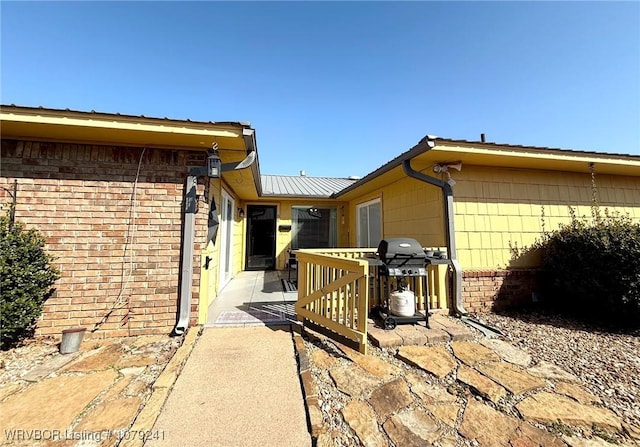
[
  {"x1": 342, "y1": 161, "x2": 639, "y2": 291},
  {"x1": 232, "y1": 197, "x2": 245, "y2": 275},
  {"x1": 453, "y1": 165, "x2": 640, "y2": 269},
  {"x1": 275, "y1": 201, "x2": 291, "y2": 269},
  {"x1": 198, "y1": 179, "x2": 221, "y2": 323},
  {"x1": 347, "y1": 176, "x2": 446, "y2": 248}
]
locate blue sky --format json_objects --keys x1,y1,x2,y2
[{"x1": 2, "y1": 2, "x2": 639, "y2": 178}]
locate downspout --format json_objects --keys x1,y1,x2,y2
[
  {"x1": 401, "y1": 142, "x2": 468, "y2": 316},
  {"x1": 173, "y1": 134, "x2": 258, "y2": 336},
  {"x1": 174, "y1": 166, "x2": 208, "y2": 335}
]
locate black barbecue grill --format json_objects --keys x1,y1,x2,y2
[
  {"x1": 377, "y1": 238, "x2": 428, "y2": 277},
  {"x1": 372, "y1": 238, "x2": 430, "y2": 330}
]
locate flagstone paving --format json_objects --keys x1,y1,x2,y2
[
  {"x1": 346, "y1": 351, "x2": 401, "y2": 381},
  {"x1": 3, "y1": 311, "x2": 635, "y2": 447},
  {"x1": 425, "y1": 402, "x2": 459, "y2": 429},
  {"x1": 0, "y1": 331, "x2": 188, "y2": 447},
  {"x1": 74, "y1": 397, "x2": 143, "y2": 432},
  {"x1": 476, "y1": 360, "x2": 547, "y2": 395},
  {"x1": 342, "y1": 400, "x2": 387, "y2": 447},
  {"x1": 396, "y1": 345, "x2": 457, "y2": 378},
  {"x1": 383, "y1": 408, "x2": 442, "y2": 446},
  {"x1": 516, "y1": 392, "x2": 623, "y2": 432},
  {"x1": 456, "y1": 364, "x2": 507, "y2": 403},
  {"x1": 0, "y1": 370, "x2": 119, "y2": 433},
  {"x1": 367, "y1": 378, "x2": 414, "y2": 418},
  {"x1": 404, "y1": 372, "x2": 456, "y2": 404},
  {"x1": 329, "y1": 365, "x2": 381, "y2": 397},
  {"x1": 528, "y1": 359, "x2": 581, "y2": 383},
  {"x1": 554, "y1": 381, "x2": 601, "y2": 405},
  {"x1": 479, "y1": 337, "x2": 532, "y2": 367},
  {"x1": 300, "y1": 314, "x2": 636, "y2": 447},
  {"x1": 450, "y1": 340, "x2": 501, "y2": 366}
]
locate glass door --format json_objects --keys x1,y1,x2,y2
[
  {"x1": 245, "y1": 205, "x2": 277, "y2": 270},
  {"x1": 356, "y1": 198, "x2": 382, "y2": 248}
]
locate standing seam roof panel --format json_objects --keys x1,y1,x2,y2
[{"x1": 261, "y1": 175, "x2": 356, "y2": 197}]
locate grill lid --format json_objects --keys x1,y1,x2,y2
[
  {"x1": 377, "y1": 238, "x2": 427, "y2": 276},
  {"x1": 377, "y1": 238, "x2": 426, "y2": 263}
]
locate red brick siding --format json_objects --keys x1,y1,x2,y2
[
  {"x1": 462, "y1": 269, "x2": 538, "y2": 313},
  {"x1": 0, "y1": 139, "x2": 210, "y2": 338}
]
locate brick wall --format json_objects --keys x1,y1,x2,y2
[
  {"x1": 0, "y1": 139, "x2": 210, "y2": 338},
  {"x1": 462, "y1": 269, "x2": 539, "y2": 313}
]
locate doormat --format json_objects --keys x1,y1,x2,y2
[
  {"x1": 281, "y1": 279, "x2": 297, "y2": 292},
  {"x1": 214, "y1": 310, "x2": 287, "y2": 325}
]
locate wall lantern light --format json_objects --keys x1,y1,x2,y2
[
  {"x1": 237, "y1": 207, "x2": 245, "y2": 218},
  {"x1": 207, "y1": 142, "x2": 222, "y2": 178},
  {"x1": 207, "y1": 152, "x2": 222, "y2": 178}
]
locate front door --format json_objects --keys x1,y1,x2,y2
[
  {"x1": 219, "y1": 190, "x2": 234, "y2": 290},
  {"x1": 246, "y1": 205, "x2": 276, "y2": 270}
]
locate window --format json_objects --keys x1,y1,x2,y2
[
  {"x1": 356, "y1": 198, "x2": 382, "y2": 247},
  {"x1": 291, "y1": 207, "x2": 337, "y2": 249}
]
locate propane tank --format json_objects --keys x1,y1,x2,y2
[{"x1": 389, "y1": 289, "x2": 416, "y2": 317}]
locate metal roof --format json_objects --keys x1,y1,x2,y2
[{"x1": 261, "y1": 175, "x2": 357, "y2": 198}]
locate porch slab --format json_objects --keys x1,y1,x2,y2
[
  {"x1": 205, "y1": 270, "x2": 298, "y2": 327},
  {"x1": 213, "y1": 271, "x2": 474, "y2": 351}
]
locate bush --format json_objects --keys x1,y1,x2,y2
[
  {"x1": 0, "y1": 208, "x2": 60, "y2": 349},
  {"x1": 537, "y1": 209, "x2": 640, "y2": 328}
]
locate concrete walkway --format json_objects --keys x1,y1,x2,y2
[{"x1": 147, "y1": 325, "x2": 311, "y2": 447}]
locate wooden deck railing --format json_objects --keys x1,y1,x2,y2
[
  {"x1": 295, "y1": 249, "x2": 374, "y2": 354},
  {"x1": 294, "y1": 248, "x2": 450, "y2": 354}
]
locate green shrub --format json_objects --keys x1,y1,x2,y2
[
  {"x1": 537, "y1": 209, "x2": 640, "y2": 327},
  {"x1": 1, "y1": 208, "x2": 60, "y2": 349}
]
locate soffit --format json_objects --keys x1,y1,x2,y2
[
  {"x1": 432, "y1": 142, "x2": 640, "y2": 177},
  {"x1": 1, "y1": 105, "x2": 262, "y2": 199},
  {"x1": 0, "y1": 106, "x2": 246, "y2": 150}
]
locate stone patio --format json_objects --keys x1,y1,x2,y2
[
  {"x1": 296, "y1": 314, "x2": 637, "y2": 447},
  {"x1": 0, "y1": 331, "x2": 198, "y2": 447}
]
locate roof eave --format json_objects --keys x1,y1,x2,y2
[
  {"x1": 333, "y1": 137, "x2": 436, "y2": 198},
  {"x1": 0, "y1": 104, "x2": 245, "y2": 129},
  {"x1": 333, "y1": 136, "x2": 640, "y2": 199},
  {"x1": 436, "y1": 138, "x2": 640, "y2": 161}
]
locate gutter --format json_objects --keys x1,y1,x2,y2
[
  {"x1": 243, "y1": 127, "x2": 263, "y2": 196},
  {"x1": 400, "y1": 137, "x2": 468, "y2": 317}
]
